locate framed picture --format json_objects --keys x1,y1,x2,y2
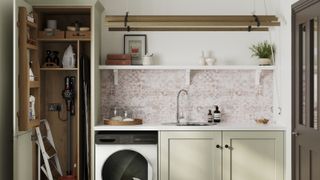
[{"x1": 124, "y1": 34, "x2": 147, "y2": 65}]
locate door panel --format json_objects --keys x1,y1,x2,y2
[
  {"x1": 160, "y1": 131, "x2": 222, "y2": 180},
  {"x1": 223, "y1": 131, "x2": 283, "y2": 180},
  {"x1": 293, "y1": 1, "x2": 320, "y2": 180}
]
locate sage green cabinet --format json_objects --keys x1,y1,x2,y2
[
  {"x1": 223, "y1": 131, "x2": 284, "y2": 180},
  {"x1": 160, "y1": 131, "x2": 222, "y2": 180},
  {"x1": 160, "y1": 131, "x2": 284, "y2": 180}
]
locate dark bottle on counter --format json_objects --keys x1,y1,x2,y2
[
  {"x1": 207, "y1": 110, "x2": 213, "y2": 123},
  {"x1": 213, "y1": 106, "x2": 221, "y2": 123}
]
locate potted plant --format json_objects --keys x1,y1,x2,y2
[{"x1": 249, "y1": 41, "x2": 275, "y2": 66}]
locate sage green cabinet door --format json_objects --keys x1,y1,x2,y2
[
  {"x1": 223, "y1": 131, "x2": 284, "y2": 180},
  {"x1": 160, "y1": 131, "x2": 222, "y2": 180}
]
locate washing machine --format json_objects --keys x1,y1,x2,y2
[{"x1": 95, "y1": 131, "x2": 158, "y2": 180}]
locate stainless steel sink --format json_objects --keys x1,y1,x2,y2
[{"x1": 162, "y1": 122, "x2": 215, "y2": 126}]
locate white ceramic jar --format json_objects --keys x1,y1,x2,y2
[{"x1": 142, "y1": 56, "x2": 153, "y2": 65}]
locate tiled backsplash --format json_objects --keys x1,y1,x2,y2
[{"x1": 101, "y1": 70, "x2": 273, "y2": 124}]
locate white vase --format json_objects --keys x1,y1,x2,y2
[
  {"x1": 259, "y1": 58, "x2": 272, "y2": 66},
  {"x1": 199, "y1": 57, "x2": 206, "y2": 66}
]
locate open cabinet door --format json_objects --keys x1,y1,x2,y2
[
  {"x1": 14, "y1": 1, "x2": 37, "y2": 180},
  {"x1": 17, "y1": 6, "x2": 40, "y2": 131},
  {"x1": 292, "y1": 0, "x2": 320, "y2": 179}
]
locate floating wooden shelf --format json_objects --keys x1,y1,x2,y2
[{"x1": 106, "y1": 15, "x2": 280, "y2": 32}]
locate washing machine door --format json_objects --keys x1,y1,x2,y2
[{"x1": 102, "y1": 149, "x2": 152, "y2": 180}]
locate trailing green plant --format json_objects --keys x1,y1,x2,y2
[{"x1": 249, "y1": 41, "x2": 275, "y2": 59}]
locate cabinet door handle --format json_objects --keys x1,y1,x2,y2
[
  {"x1": 225, "y1": 144, "x2": 230, "y2": 149},
  {"x1": 292, "y1": 131, "x2": 299, "y2": 136},
  {"x1": 216, "y1": 145, "x2": 221, "y2": 149}
]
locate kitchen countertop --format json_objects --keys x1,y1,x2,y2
[{"x1": 94, "y1": 122, "x2": 287, "y2": 131}]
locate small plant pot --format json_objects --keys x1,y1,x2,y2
[{"x1": 258, "y1": 58, "x2": 272, "y2": 66}]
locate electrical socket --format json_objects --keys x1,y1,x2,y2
[{"x1": 48, "y1": 103, "x2": 63, "y2": 111}]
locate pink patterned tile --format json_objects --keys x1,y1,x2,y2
[{"x1": 100, "y1": 70, "x2": 273, "y2": 124}]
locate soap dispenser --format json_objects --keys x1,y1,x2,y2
[
  {"x1": 213, "y1": 106, "x2": 221, "y2": 123},
  {"x1": 207, "y1": 110, "x2": 213, "y2": 123}
]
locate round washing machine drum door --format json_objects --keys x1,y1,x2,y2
[{"x1": 102, "y1": 150, "x2": 153, "y2": 180}]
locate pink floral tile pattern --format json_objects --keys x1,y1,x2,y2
[{"x1": 100, "y1": 70, "x2": 273, "y2": 124}]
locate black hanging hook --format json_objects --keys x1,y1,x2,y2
[
  {"x1": 124, "y1": 11, "x2": 129, "y2": 27},
  {"x1": 253, "y1": 14, "x2": 260, "y2": 27}
]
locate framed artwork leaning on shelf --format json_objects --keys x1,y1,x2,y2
[{"x1": 124, "y1": 34, "x2": 147, "y2": 65}]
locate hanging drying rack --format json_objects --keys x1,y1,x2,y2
[{"x1": 105, "y1": 13, "x2": 280, "y2": 32}]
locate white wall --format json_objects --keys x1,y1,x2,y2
[
  {"x1": 0, "y1": 0, "x2": 13, "y2": 179},
  {"x1": 101, "y1": 1, "x2": 293, "y2": 180},
  {"x1": 101, "y1": 0, "x2": 281, "y2": 65}
]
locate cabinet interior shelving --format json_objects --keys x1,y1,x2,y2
[
  {"x1": 18, "y1": 7, "x2": 40, "y2": 131},
  {"x1": 35, "y1": 6, "x2": 92, "y2": 179},
  {"x1": 18, "y1": 6, "x2": 92, "y2": 180}
]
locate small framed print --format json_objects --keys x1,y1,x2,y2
[{"x1": 124, "y1": 34, "x2": 147, "y2": 65}]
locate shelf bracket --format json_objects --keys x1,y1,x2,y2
[
  {"x1": 255, "y1": 69, "x2": 262, "y2": 94},
  {"x1": 185, "y1": 69, "x2": 191, "y2": 86},
  {"x1": 113, "y1": 69, "x2": 119, "y2": 85}
]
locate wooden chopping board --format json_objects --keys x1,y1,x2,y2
[{"x1": 103, "y1": 119, "x2": 143, "y2": 125}]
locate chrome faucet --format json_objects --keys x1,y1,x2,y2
[{"x1": 177, "y1": 89, "x2": 188, "y2": 124}]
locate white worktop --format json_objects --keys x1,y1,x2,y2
[{"x1": 95, "y1": 122, "x2": 287, "y2": 131}]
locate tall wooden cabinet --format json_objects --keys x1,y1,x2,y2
[{"x1": 15, "y1": 1, "x2": 103, "y2": 180}]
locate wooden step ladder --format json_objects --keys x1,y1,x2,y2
[{"x1": 35, "y1": 119, "x2": 62, "y2": 180}]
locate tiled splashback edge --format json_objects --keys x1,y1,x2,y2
[{"x1": 100, "y1": 70, "x2": 273, "y2": 124}]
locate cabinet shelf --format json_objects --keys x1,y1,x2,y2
[
  {"x1": 29, "y1": 81, "x2": 40, "y2": 88},
  {"x1": 38, "y1": 38, "x2": 90, "y2": 42},
  {"x1": 26, "y1": 43, "x2": 38, "y2": 50},
  {"x1": 40, "y1": 68, "x2": 78, "y2": 71},
  {"x1": 27, "y1": 21, "x2": 37, "y2": 29}
]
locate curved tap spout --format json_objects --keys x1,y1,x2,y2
[{"x1": 177, "y1": 89, "x2": 188, "y2": 124}]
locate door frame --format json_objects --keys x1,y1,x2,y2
[{"x1": 292, "y1": 0, "x2": 320, "y2": 180}]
